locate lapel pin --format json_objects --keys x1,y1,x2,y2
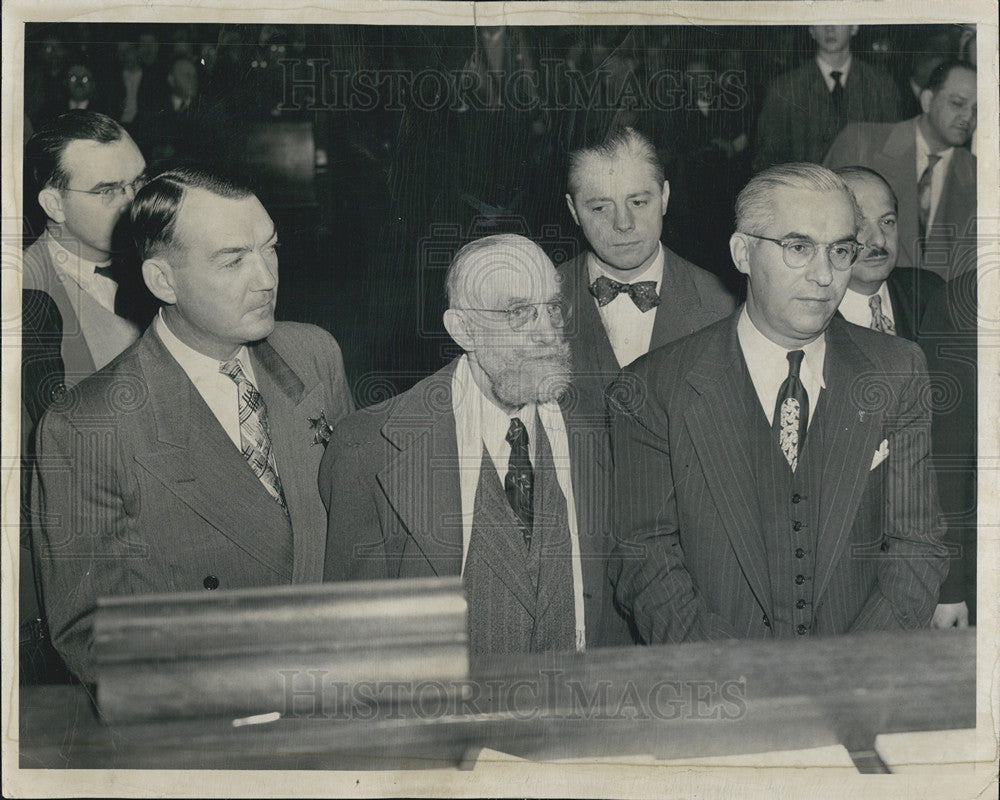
[{"x1": 858, "y1": 410, "x2": 866, "y2": 423}]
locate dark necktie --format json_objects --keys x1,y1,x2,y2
[
  {"x1": 220, "y1": 359, "x2": 288, "y2": 510},
  {"x1": 868, "y1": 294, "x2": 895, "y2": 334},
  {"x1": 773, "y1": 350, "x2": 809, "y2": 472},
  {"x1": 504, "y1": 417, "x2": 534, "y2": 548},
  {"x1": 93, "y1": 265, "x2": 116, "y2": 282},
  {"x1": 918, "y1": 153, "x2": 942, "y2": 247},
  {"x1": 829, "y1": 70, "x2": 845, "y2": 122},
  {"x1": 589, "y1": 275, "x2": 661, "y2": 313}
]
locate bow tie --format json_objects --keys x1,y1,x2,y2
[{"x1": 589, "y1": 276, "x2": 661, "y2": 313}]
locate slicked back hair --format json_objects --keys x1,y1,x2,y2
[
  {"x1": 445, "y1": 234, "x2": 550, "y2": 308},
  {"x1": 567, "y1": 126, "x2": 665, "y2": 197},
  {"x1": 924, "y1": 59, "x2": 975, "y2": 95},
  {"x1": 735, "y1": 162, "x2": 861, "y2": 237},
  {"x1": 130, "y1": 167, "x2": 254, "y2": 261},
  {"x1": 25, "y1": 110, "x2": 127, "y2": 192},
  {"x1": 834, "y1": 166, "x2": 899, "y2": 214}
]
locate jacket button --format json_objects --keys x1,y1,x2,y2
[
  {"x1": 791, "y1": 493, "x2": 801, "y2": 504},
  {"x1": 203, "y1": 575, "x2": 220, "y2": 590},
  {"x1": 796, "y1": 599, "x2": 807, "y2": 609},
  {"x1": 762, "y1": 614, "x2": 770, "y2": 628},
  {"x1": 795, "y1": 548, "x2": 805, "y2": 559},
  {"x1": 795, "y1": 574, "x2": 805, "y2": 585},
  {"x1": 796, "y1": 624, "x2": 808, "y2": 635},
  {"x1": 792, "y1": 520, "x2": 803, "y2": 531}
]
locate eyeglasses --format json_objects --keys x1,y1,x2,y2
[
  {"x1": 62, "y1": 175, "x2": 148, "y2": 207},
  {"x1": 742, "y1": 233, "x2": 862, "y2": 271},
  {"x1": 456, "y1": 301, "x2": 570, "y2": 331}
]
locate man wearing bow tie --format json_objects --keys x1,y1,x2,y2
[
  {"x1": 561, "y1": 127, "x2": 734, "y2": 400},
  {"x1": 30, "y1": 168, "x2": 354, "y2": 683},
  {"x1": 607, "y1": 163, "x2": 947, "y2": 643}
]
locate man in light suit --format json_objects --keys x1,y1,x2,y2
[
  {"x1": 753, "y1": 25, "x2": 903, "y2": 172},
  {"x1": 608, "y1": 163, "x2": 947, "y2": 643},
  {"x1": 321, "y1": 235, "x2": 635, "y2": 656},
  {"x1": 824, "y1": 60, "x2": 976, "y2": 279},
  {"x1": 31, "y1": 168, "x2": 354, "y2": 683},
  {"x1": 561, "y1": 127, "x2": 734, "y2": 403}
]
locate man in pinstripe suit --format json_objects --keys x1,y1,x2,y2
[{"x1": 607, "y1": 164, "x2": 947, "y2": 643}]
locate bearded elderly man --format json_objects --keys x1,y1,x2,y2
[{"x1": 321, "y1": 234, "x2": 635, "y2": 655}]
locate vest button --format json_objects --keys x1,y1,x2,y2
[
  {"x1": 796, "y1": 624, "x2": 808, "y2": 635},
  {"x1": 203, "y1": 575, "x2": 220, "y2": 590},
  {"x1": 796, "y1": 599, "x2": 807, "y2": 609},
  {"x1": 795, "y1": 574, "x2": 805, "y2": 585},
  {"x1": 792, "y1": 521, "x2": 803, "y2": 531},
  {"x1": 791, "y1": 493, "x2": 802, "y2": 504},
  {"x1": 795, "y1": 548, "x2": 805, "y2": 558}
]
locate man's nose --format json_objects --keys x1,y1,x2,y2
[
  {"x1": 804, "y1": 248, "x2": 835, "y2": 286},
  {"x1": 862, "y1": 219, "x2": 884, "y2": 250},
  {"x1": 613, "y1": 204, "x2": 634, "y2": 233},
  {"x1": 250, "y1": 251, "x2": 278, "y2": 290},
  {"x1": 528, "y1": 306, "x2": 558, "y2": 344}
]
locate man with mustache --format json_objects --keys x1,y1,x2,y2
[
  {"x1": 321, "y1": 234, "x2": 635, "y2": 655},
  {"x1": 608, "y1": 164, "x2": 947, "y2": 642},
  {"x1": 825, "y1": 60, "x2": 977, "y2": 279}
]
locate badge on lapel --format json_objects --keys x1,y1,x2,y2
[
  {"x1": 870, "y1": 439, "x2": 889, "y2": 470},
  {"x1": 308, "y1": 411, "x2": 334, "y2": 447}
]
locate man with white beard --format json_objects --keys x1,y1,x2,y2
[{"x1": 321, "y1": 234, "x2": 635, "y2": 655}]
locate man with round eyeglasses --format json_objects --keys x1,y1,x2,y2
[
  {"x1": 607, "y1": 163, "x2": 948, "y2": 643},
  {"x1": 321, "y1": 234, "x2": 636, "y2": 656}
]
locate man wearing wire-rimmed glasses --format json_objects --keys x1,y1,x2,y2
[
  {"x1": 321, "y1": 234, "x2": 637, "y2": 655},
  {"x1": 607, "y1": 163, "x2": 948, "y2": 643}
]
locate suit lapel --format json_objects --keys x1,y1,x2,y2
[
  {"x1": 250, "y1": 340, "x2": 325, "y2": 583},
  {"x1": 812, "y1": 319, "x2": 885, "y2": 603},
  {"x1": 132, "y1": 328, "x2": 293, "y2": 580},
  {"x1": 682, "y1": 315, "x2": 772, "y2": 615},
  {"x1": 872, "y1": 120, "x2": 919, "y2": 267},
  {"x1": 376, "y1": 367, "x2": 464, "y2": 577},
  {"x1": 886, "y1": 270, "x2": 915, "y2": 341},
  {"x1": 651, "y1": 248, "x2": 705, "y2": 349}
]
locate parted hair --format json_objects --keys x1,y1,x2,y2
[
  {"x1": 24, "y1": 110, "x2": 127, "y2": 192},
  {"x1": 130, "y1": 167, "x2": 253, "y2": 261},
  {"x1": 567, "y1": 126, "x2": 665, "y2": 197},
  {"x1": 735, "y1": 163, "x2": 861, "y2": 236}
]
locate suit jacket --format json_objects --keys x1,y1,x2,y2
[
  {"x1": 607, "y1": 312, "x2": 947, "y2": 643},
  {"x1": 885, "y1": 267, "x2": 945, "y2": 344},
  {"x1": 824, "y1": 118, "x2": 977, "y2": 278},
  {"x1": 753, "y1": 58, "x2": 903, "y2": 172},
  {"x1": 320, "y1": 359, "x2": 635, "y2": 650},
  {"x1": 559, "y1": 248, "x2": 735, "y2": 405},
  {"x1": 31, "y1": 322, "x2": 354, "y2": 683}
]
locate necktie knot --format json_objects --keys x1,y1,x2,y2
[
  {"x1": 589, "y1": 275, "x2": 661, "y2": 313},
  {"x1": 868, "y1": 293, "x2": 895, "y2": 334},
  {"x1": 93, "y1": 264, "x2": 116, "y2": 281},
  {"x1": 506, "y1": 416, "x2": 528, "y2": 447},
  {"x1": 786, "y1": 349, "x2": 804, "y2": 379},
  {"x1": 829, "y1": 70, "x2": 842, "y2": 87},
  {"x1": 219, "y1": 358, "x2": 249, "y2": 384}
]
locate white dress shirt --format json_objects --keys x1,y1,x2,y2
[
  {"x1": 451, "y1": 355, "x2": 586, "y2": 650},
  {"x1": 915, "y1": 126, "x2": 955, "y2": 231},
  {"x1": 737, "y1": 308, "x2": 826, "y2": 428},
  {"x1": 816, "y1": 54, "x2": 852, "y2": 91},
  {"x1": 154, "y1": 309, "x2": 255, "y2": 452},
  {"x1": 588, "y1": 242, "x2": 664, "y2": 368},
  {"x1": 45, "y1": 230, "x2": 118, "y2": 313},
  {"x1": 838, "y1": 282, "x2": 895, "y2": 332}
]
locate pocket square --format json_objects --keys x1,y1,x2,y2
[{"x1": 870, "y1": 439, "x2": 889, "y2": 470}]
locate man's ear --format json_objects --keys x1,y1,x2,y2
[
  {"x1": 443, "y1": 308, "x2": 474, "y2": 351},
  {"x1": 730, "y1": 233, "x2": 751, "y2": 277},
  {"x1": 919, "y1": 87, "x2": 934, "y2": 115},
  {"x1": 142, "y1": 257, "x2": 178, "y2": 305},
  {"x1": 565, "y1": 193, "x2": 580, "y2": 226},
  {"x1": 38, "y1": 186, "x2": 66, "y2": 223},
  {"x1": 660, "y1": 180, "x2": 670, "y2": 216}
]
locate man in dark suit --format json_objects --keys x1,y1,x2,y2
[
  {"x1": 753, "y1": 25, "x2": 903, "y2": 172},
  {"x1": 561, "y1": 127, "x2": 734, "y2": 400},
  {"x1": 31, "y1": 168, "x2": 354, "y2": 683},
  {"x1": 608, "y1": 163, "x2": 947, "y2": 643},
  {"x1": 825, "y1": 60, "x2": 976, "y2": 279},
  {"x1": 321, "y1": 234, "x2": 634, "y2": 656}
]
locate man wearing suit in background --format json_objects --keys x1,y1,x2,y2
[
  {"x1": 561, "y1": 127, "x2": 734, "y2": 402},
  {"x1": 608, "y1": 163, "x2": 947, "y2": 643},
  {"x1": 753, "y1": 25, "x2": 903, "y2": 173},
  {"x1": 322, "y1": 235, "x2": 635, "y2": 656},
  {"x1": 825, "y1": 60, "x2": 977, "y2": 279},
  {"x1": 31, "y1": 168, "x2": 354, "y2": 684}
]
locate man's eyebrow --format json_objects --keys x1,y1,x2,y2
[
  {"x1": 209, "y1": 245, "x2": 250, "y2": 261},
  {"x1": 87, "y1": 180, "x2": 123, "y2": 191}
]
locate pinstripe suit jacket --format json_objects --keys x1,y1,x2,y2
[
  {"x1": 31, "y1": 322, "x2": 354, "y2": 683},
  {"x1": 607, "y1": 311, "x2": 947, "y2": 643}
]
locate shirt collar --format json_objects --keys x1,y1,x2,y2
[
  {"x1": 154, "y1": 308, "x2": 255, "y2": 384},
  {"x1": 737, "y1": 307, "x2": 827, "y2": 391},
  {"x1": 587, "y1": 241, "x2": 664, "y2": 290},
  {"x1": 816, "y1": 53, "x2": 852, "y2": 83},
  {"x1": 915, "y1": 124, "x2": 955, "y2": 164},
  {"x1": 44, "y1": 228, "x2": 112, "y2": 291}
]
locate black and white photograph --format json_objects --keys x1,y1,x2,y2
[{"x1": 2, "y1": 1, "x2": 997, "y2": 797}]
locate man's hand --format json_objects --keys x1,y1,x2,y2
[{"x1": 931, "y1": 602, "x2": 969, "y2": 629}]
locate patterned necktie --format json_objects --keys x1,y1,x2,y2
[
  {"x1": 504, "y1": 417, "x2": 534, "y2": 548},
  {"x1": 829, "y1": 70, "x2": 845, "y2": 121},
  {"x1": 773, "y1": 350, "x2": 809, "y2": 472},
  {"x1": 219, "y1": 359, "x2": 287, "y2": 510},
  {"x1": 918, "y1": 153, "x2": 941, "y2": 246},
  {"x1": 868, "y1": 294, "x2": 896, "y2": 334},
  {"x1": 589, "y1": 276, "x2": 661, "y2": 313}
]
